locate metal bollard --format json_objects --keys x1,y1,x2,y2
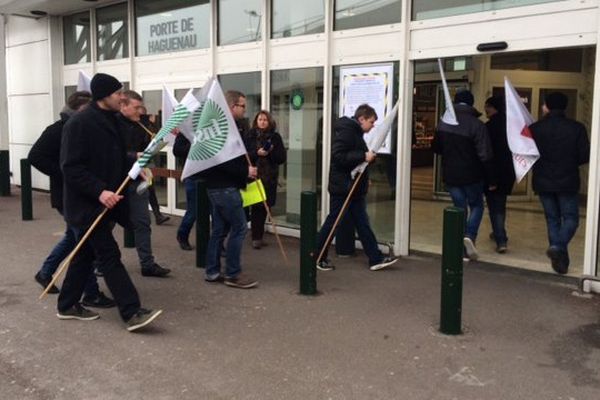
[
  {"x1": 300, "y1": 191, "x2": 317, "y2": 295},
  {"x1": 124, "y1": 228, "x2": 135, "y2": 248},
  {"x1": 195, "y1": 179, "x2": 210, "y2": 268},
  {"x1": 440, "y1": 206, "x2": 465, "y2": 335},
  {"x1": 20, "y1": 159, "x2": 32, "y2": 220},
  {"x1": 0, "y1": 150, "x2": 10, "y2": 196}
]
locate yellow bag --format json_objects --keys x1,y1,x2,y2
[{"x1": 240, "y1": 179, "x2": 267, "y2": 208}]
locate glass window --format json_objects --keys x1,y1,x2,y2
[
  {"x1": 219, "y1": 72, "x2": 262, "y2": 124},
  {"x1": 491, "y1": 49, "x2": 583, "y2": 73},
  {"x1": 97, "y1": 3, "x2": 129, "y2": 61},
  {"x1": 270, "y1": 67, "x2": 324, "y2": 227},
  {"x1": 272, "y1": 0, "x2": 325, "y2": 39},
  {"x1": 142, "y1": 90, "x2": 168, "y2": 207},
  {"x1": 412, "y1": 0, "x2": 562, "y2": 21},
  {"x1": 218, "y1": 0, "x2": 262, "y2": 45},
  {"x1": 63, "y1": 12, "x2": 91, "y2": 65},
  {"x1": 135, "y1": 0, "x2": 210, "y2": 56},
  {"x1": 335, "y1": 0, "x2": 402, "y2": 31}
]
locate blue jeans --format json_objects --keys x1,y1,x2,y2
[
  {"x1": 177, "y1": 178, "x2": 197, "y2": 241},
  {"x1": 538, "y1": 192, "x2": 579, "y2": 252},
  {"x1": 205, "y1": 188, "x2": 247, "y2": 280},
  {"x1": 317, "y1": 195, "x2": 383, "y2": 266},
  {"x1": 38, "y1": 224, "x2": 99, "y2": 297},
  {"x1": 485, "y1": 191, "x2": 508, "y2": 246},
  {"x1": 447, "y1": 182, "x2": 484, "y2": 241}
]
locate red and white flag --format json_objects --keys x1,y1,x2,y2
[{"x1": 504, "y1": 77, "x2": 539, "y2": 183}]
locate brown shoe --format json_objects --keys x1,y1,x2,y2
[{"x1": 224, "y1": 273, "x2": 258, "y2": 289}]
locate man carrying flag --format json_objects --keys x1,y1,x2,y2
[{"x1": 529, "y1": 92, "x2": 590, "y2": 274}]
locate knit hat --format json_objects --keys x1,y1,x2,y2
[
  {"x1": 90, "y1": 73, "x2": 123, "y2": 101},
  {"x1": 544, "y1": 92, "x2": 568, "y2": 111},
  {"x1": 485, "y1": 95, "x2": 505, "y2": 113},
  {"x1": 454, "y1": 90, "x2": 474, "y2": 106}
]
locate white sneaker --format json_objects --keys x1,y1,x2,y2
[
  {"x1": 463, "y1": 237, "x2": 478, "y2": 261},
  {"x1": 369, "y1": 257, "x2": 398, "y2": 271}
]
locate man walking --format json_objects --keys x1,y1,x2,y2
[
  {"x1": 530, "y1": 92, "x2": 590, "y2": 274},
  {"x1": 315, "y1": 104, "x2": 397, "y2": 272},
  {"x1": 433, "y1": 90, "x2": 494, "y2": 261},
  {"x1": 59, "y1": 73, "x2": 162, "y2": 331}
]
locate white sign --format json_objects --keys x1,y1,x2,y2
[
  {"x1": 339, "y1": 63, "x2": 394, "y2": 154},
  {"x1": 136, "y1": 5, "x2": 209, "y2": 56}
]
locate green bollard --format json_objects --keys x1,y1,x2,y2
[
  {"x1": 20, "y1": 159, "x2": 32, "y2": 220},
  {"x1": 300, "y1": 191, "x2": 317, "y2": 295},
  {"x1": 0, "y1": 150, "x2": 10, "y2": 196},
  {"x1": 195, "y1": 179, "x2": 210, "y2": 268},
  {"x1": 440, "y1": 206, "x2": 465, "y2": 335},
  {"x1": 124, "y1": 228, "x2": 135, "y2": 248}
]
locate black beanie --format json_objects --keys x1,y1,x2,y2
[
  {"x1": 91, "y1": 73, "x2": 122, "y2": 101},
  {"x1": 544, "y1": 92, "x2": 568, "y2": 111},
  {"x1": 485, "y1": 95, "x2": 505, "y2": 113},
  {"x1": 454, "y1": 90, "x2": 474, "y2": 106}
]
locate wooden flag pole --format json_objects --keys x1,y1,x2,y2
[
  {"x1": 244, "y1": 153, "x2": 289, "y2": 266},
  {"x1": 39, "y1": 176, "x2": 132, "y2": 299},
  {"x1": 314, "y1": 169, "x2": 367, "y2": 266}
]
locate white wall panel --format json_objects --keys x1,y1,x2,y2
[
  {"x1": 95, "y1": 60, "x2": 130, "y2": 84},
  {"x1": 6, "y1": 41, "x2": 50, "y2": 95},
  {"x1": 63, "y1": 65, "x2": 93, "y2": 87},
  {"x1": 216, "y1": 45, "x2": 262, "y2": 74},
  {"x1": 8, "y1": 94, "x2": 53, "y2": 145},
  {"x1": 270, "y1": 39, "x2": 326, "y2": 70},
  {"x1": 134, "y1": 52, "x2": 212, "y2": 88},
  {"x1": 6, "y1": 15, "x2": 48, "y2": 47},
  {"x1": 331, "y1": 28, "x2": 403, "y2": 65}
]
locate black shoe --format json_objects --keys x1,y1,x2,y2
[
  {"x1": 142, "y1": 263, "x2": 171, "y2": 277},
  {"x1": 547, "y1": 246, "x2": 568, "y2": 274},
  {"x1": 316, "y1": 259, "x2": 335, "y2": 271},
  {"x1": 35, "y1": 271, "x2": 59, "y2": 294},
  {"x1": 205, "y1": 275, "x2": 225, "y2": 283},
  {"x1": 177, "y1": 237, "x2": 193, "y2": 251},
  {"x1": 57, "y1": 303, "x2": 99, "y2": 321},
  {"x1": 155, "y1": 214, "x2": 170, "y2": 225},
  {"x1": 81, "y1": 292, "x2": 116, "y2": 308},
  {"x1": 126, "y1": 308, "x2": 163, "y2": 332}
]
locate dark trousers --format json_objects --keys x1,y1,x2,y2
[
  {"x1": 250, "y1": 183, "x2": 276, "y2": 241},
  {"x1": 148, "y1": 186, "x2": 162, "y2": 217},
  {"x1": 57, "y1": 220, "x2": 141, "y2": 321},
  {"x1": 485, "y1": 191, "x2": 508, "y2": 246}
]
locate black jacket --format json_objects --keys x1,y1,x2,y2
[
  {"x1": 328, "y1": 117, "x2": 369, "y2": 197},
  {"x1": 28, "y1": 113, "x2": 69, "y2": 212},
  {"x1": 486, "y1": 112, "x2": 515, "y2": 194},
  {"x1": 530, "y1": 110, "x2": 590, "y2": 193},
  {"x1": 118, "y1": 114, "x2": 152, "y2": 173},
  {"x1": 60, "y1": 103, "x2": 130, "y2": 228},
  {"x1": 432, "y1": 104, "x2": 494, "y2": 187},
  {"x1": 245, "y1": 128, "x2": 286, "y2": 188}
]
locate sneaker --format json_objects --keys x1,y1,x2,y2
[
  {"x1": 252, "y1": 240, "x2": 262, "y2": 249},
  {"x1": 489, "y1": 232, "x2": 495, "y2": 241},
  {"x1": 57, "y1": 303, "x2": 99, "y2": 321},
  {"x1": 316, "y1": 259, "x2": 335, "y2": 271},
  {"x1": 336, "y1": 253, "x2": 355, "y2": 258},
  {"x1": 141, "y1": 263, "x2": 171, "y2": 277},
  {"x1": 369, "y1": 256, "x2": 398, "y2": 271},
  {"x1": 177, "y1": 237, "x2": 193, "y2": 251},
  {"x1": 496, "y1": 244, "x2": 508, "y2": 254},
  {"x1": 463, "y1": 237, "x2": 479, "y2": 261},
  {"x1": 126, "y1": 308, "x2": 163, "y2": 332},
  {"x1": 34, "y1": 271, "x2": 59, "y2": 294},
  {"x1": 205, "y1": 275, "x2": 225, "y2": 283},
  {"x1": 224, "y1": 273, "x2": 258, "y2": 289},
  {"x1": 155, "y1": 214, "x2": 170, "y2": 225},
  {"x1": 81, "y1": 292, "x2": 116, "y2": 309}
]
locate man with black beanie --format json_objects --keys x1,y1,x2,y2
[
  {"x1": 59, "y1": 72, "x2": 162, "y2": 331},
  {"x1": 530, "y1": 92, "x2": 590, "y2": 274}
]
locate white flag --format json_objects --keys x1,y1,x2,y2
[
  {"x1": 351, "y1": 101, "x2": 400, "y2": 178},
  {"x1": 161, "y1": 85, "x2": 180, "y2": 145},
  {"x1": 77, "y1": 70, "x2": 92, "y2": 92},
  {"x1": 438, "y1": 59, "x2": 458, "y2": 126},
  {"x1": 180, "y1": 78, "x2": 247, "y2": 180},
  {"x1": 504, "y1": 77, "x2": 539, "y2": 183}
]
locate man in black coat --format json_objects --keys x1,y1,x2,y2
[
  {"x1": 484, "y1": 96, "x2": 515, "y2": 254},
  {"x1": 28, "y1": 92, "x2": 114, "y2": 308},
  {"x1": 315, "y1": 104, "x2": 398, "y2": 272},
  {"x1": 530, "y1": 92, "x2": 590, "y2": 274},
  {"x1": 59, "y1": 73, "x2": 162, "y2": 331}
]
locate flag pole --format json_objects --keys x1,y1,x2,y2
[
  {"x1": 39, "y1": 176, "x2": 132, "y2": 299},
  {"x1": 244, "y1": 153, "x2": 289, "y2": 266},
  {"x1": 315, "y1": 169, "x2": 366, "y2": 266},
  {"x1": 137, "y1": 121, "x2": 156, "y2": 139}
]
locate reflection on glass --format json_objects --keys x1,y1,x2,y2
[
  {"x1": 219, "y1": 72, "x2": 262, "y2": 125},
  {"x1": 412, "y1": 0, "x2": 562, "y2": 20},
  {"x1": 491, "y1": 49, "x2": 583, "y2": 73},
  {"x1": 97, "y1": 3, "x2": 129, "y2": 61},
  {"x1": 141, "y1": 90, "x2": 167, "y2": 206},
  {"x1": 63, "y1": 12, "x2": 91, "y2": 65},
  {"x1": 272, "y1": 0, "x2": 325, "y2": 38},
  {"x1": 218, "y1": 0, "x2": 262, "y2": 45},
  {"x1": 135, "y1": 0, "x2": 210, "y2": 56},
  {"x1": 270, "y1": 68, "x2": 324, "y2": 227},
  {"x1": 335, "y1": 0, "x2": 402, "y2": 31}
]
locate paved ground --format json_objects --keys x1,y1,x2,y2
[{"x1": 1, "y1": 188, "x2": 600, "y2": 400}]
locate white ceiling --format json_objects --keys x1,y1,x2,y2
[{"x1": 0, "y1": 0, "x2": 118, "y2": 17}]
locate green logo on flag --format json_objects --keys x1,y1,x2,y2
[{"x1": 189, "y1": 100, "x2": 229, "y2": 161}]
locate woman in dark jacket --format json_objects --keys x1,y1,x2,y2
[{"x1": 245, "y1": 110, "x2": 287, "y2": 249}]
